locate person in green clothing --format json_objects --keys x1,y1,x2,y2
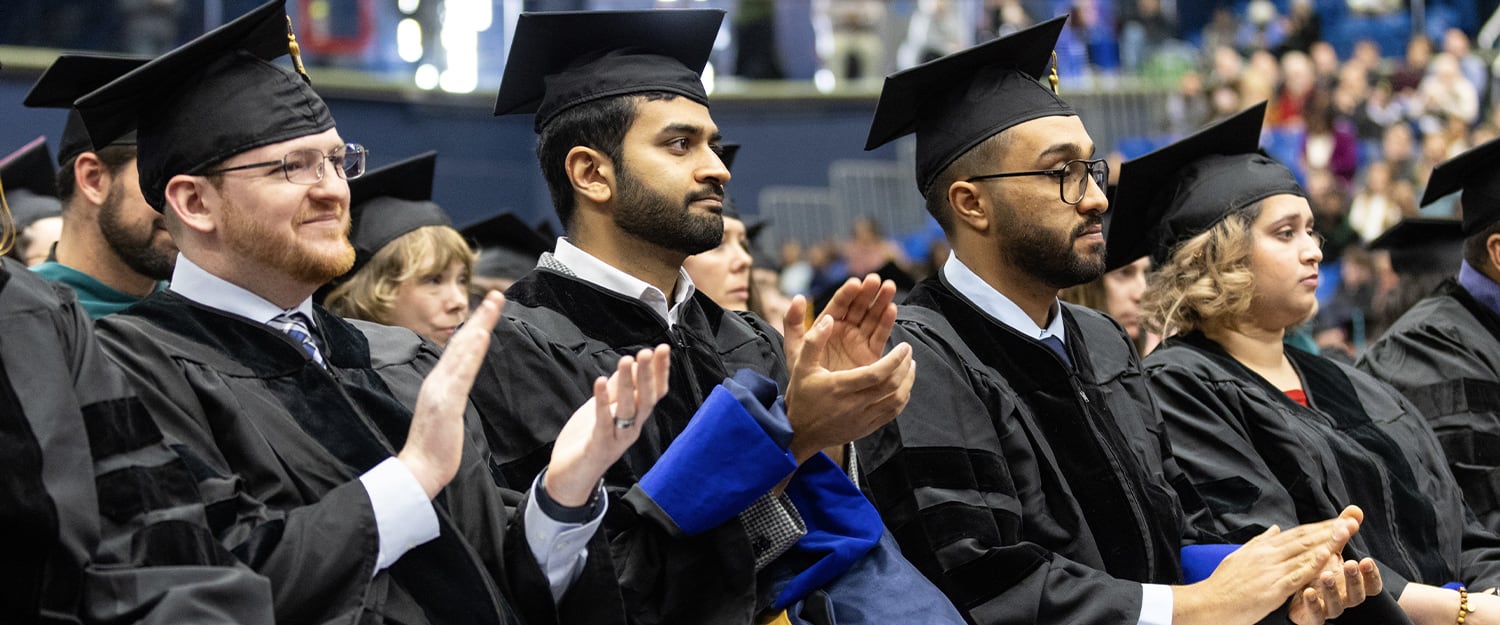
[{"x1": 24, "y1": 54, "x2": 176, "y2": 318}]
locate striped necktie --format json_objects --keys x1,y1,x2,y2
[{"x1": 269, "y1": 311, "x2": 325, "y2": 366}]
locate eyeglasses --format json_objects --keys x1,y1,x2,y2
[
  {"x1": 201, "y1": 143, "x2": 368, "y2": 185},
  {"x1": 965, "y1": 158, "x2": 1109, "y2": 205}
]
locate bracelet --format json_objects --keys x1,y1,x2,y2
[{"x1": 1458, "y1": 586, "x2": 1475, "y2": 625}]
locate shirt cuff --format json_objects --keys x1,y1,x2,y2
[
  {"x1": 1141, "y1": 584, "x2": 1174, "y2": 625},
  {"x1": 358, "y1": 457, "x2": 441, "y2": 573},
  {"x1": 525, "y1": 473, "x2": 608, "y2": 604}
]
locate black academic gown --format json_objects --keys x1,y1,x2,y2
[
  {"x1": 473, "y1": 266, "x2": 795, "y2": 625},
  {"x1": 855, "y1": 275, "x2": 1199, "y2": 625},
  {"x1": 0, "y1": 258, "x2": 272, "y2": 625},
  {"x1": 95, "y1": 289, "x2": 599, "y2": 625},
  {"x1": 1147, "y1": 331, "x2": 1500, "y2": 596},
  {"x1": 1358, "y1": 279, "x2": 1500, "y2": 533}
]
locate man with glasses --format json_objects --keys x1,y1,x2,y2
[
  {"x1": 853, "y1": 19, "x2": 1391, "y2": 625},
  {"x1": 73, "y1": 2, "x2": 665, "y2": 624}
]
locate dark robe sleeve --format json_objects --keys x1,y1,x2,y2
[
  {"x1": 95, "y1": 318, "x2": 384, "y2": 624},
  {"x1": 856, "y1": 325, "x2": 1147, "y2": 625},
  {"x1": 24, "y1": 277, "x2": 274, "y2": 625}
]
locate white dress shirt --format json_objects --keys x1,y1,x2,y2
[
  {"x1": 552, "y1": 238, "x2": 697, "y2": 327},
  {"x1": 169, "y1": 254, "x2": 603, "y2": 602},
  {"x1": 942, "y1": 255, "x2": 1173, "y2": 625}
]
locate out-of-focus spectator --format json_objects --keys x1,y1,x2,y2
[
  {"x1": 1207, "y1": 44, "x2": 1242, "y2": 86},
  {"x1": 1302, "y1": 88, "x2": 1359, "y2": 187},
  {"x1": 1381, "y1": 122, "x2": 1418, "y2": 183},
  {"x1": 1207, "y1": 80, "x2": 1242, "y2": 123},
  {"x1": 1353, "y1": 38, "x2": 1385, "y2": 77},
  {"x1": 842, "y1": 216, "x2": 909, "y2": 277},
  {"x1": 1307, "y1": 167, "x2": 1361, "y2": 262},
  {"x1": 778, "y1": 239, "x2": 813, "y2": 296},
  {"x1": 1419, "y1": 53, "x2": 1481, "y2": 131},
  {"x1": 117, "y1": 0, "x2": 182, "y2": 55},
  {"x1": 1349, "y1": 160, "x2": 1403, "y2": 241},
  {"x1": 1165, "y1": 70, "x2": 1208, "y2": 136},
  {"x1": 899, "y1": 0, "x2": 970, "y2": 68},
  {"x1": 1236, "y1": 0, "x2": 1286, "y2": 53},
  {"x1": 1442, "y1": 28, "x2": 1488, "y2": 100},
  {"x1": 1201, "y1": 7, "x2": 1237, "y2": 58},
  {"x1": 1310, "y1": 41, "x2": 1340, "y2": 87},
  {"x1": 1119, "y1": 0, "x2": 1177, "y2": 73},
  {"x1": 1392, "y1": 35, "x2": 1433, "y2": 94},
  {"x1": 983, "y1": 0, "x2": 1032, "y2": 38},
  {"x1": 733, "y1": 0, "x2": 785, "y2": 79},
  {"x1": 1348, "y1": 0, "x2": 1401, "y2": 15},
  {"x1": 1269, "y1": 50, "x2": 1315, "y2": 128},
  {"x1": 815, "y1": 0, "x2": 886, "y2": 82},
  {"x1": 1277, "y1": 0, "x2": 1322, "y2": 55}
]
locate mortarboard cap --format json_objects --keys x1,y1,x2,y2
[
  {"x1": 462, "y1": 213, "x2": 554, "y2": 280},
  {"x1": 1106, "y1": 102, "x2": 1303, "y2": 271},
  {"x1": 1367, "y1": 217, "x2": 1466, "y2": 275},
  {"x1": 1419, "y1": 136, "x2": 1500, "y2": 235},
  {"x1": 346, "y1": 152, "x2": 450, "y2": 277},
  {"x1": 24, "y1": 54, "x2": 149, "y2": 166},
  {"x1": 864, "y1": 16, "x2": 1074, "y2": 195},
  {"x1": 1, "y1": 138, "x2": 64, "y2": 228},
  {"x1": 493, "y1": 9, "x2": 723, "y2": 133},
  {"x1": 74, "y1": 0, "x2": 334, "y2": 212}
]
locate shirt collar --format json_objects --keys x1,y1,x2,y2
[
  {"x1": 941, "y1": 254, "x2": 1066, "y2": 342},
  {"x1": 169, "y1": 253, "x2": 317, "y2": 326},
  {"x1": 551, "y1": 237, "x2": 696, "y2": 327},
  {"x1": 1459, "y1": 260, "x2": 1500, "y2": 319}
]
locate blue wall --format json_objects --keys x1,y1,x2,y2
[{"x1": 0, "y1": 76, "x2": 898, "y2": 231}]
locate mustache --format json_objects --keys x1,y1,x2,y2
[
  {"x1": 1073, "y1": 215, "x2": 1103, "y2": 238},
  {"x1": 685, "y1": 182, "x2": 725, "y2": 205}
]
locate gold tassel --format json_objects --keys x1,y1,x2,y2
[
  {"x1": 1049, "y1": 51, "x2": 1060, "y2": 94},
  {"x1": 287, "y1": 16, "x2": 311, "y2": 84}
]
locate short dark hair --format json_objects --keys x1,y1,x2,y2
[
  {"x1": 536, "y1": 92, "x2": 678, "y2": 231},
  {"x1": 1464, "y1": 217, "x2": 1500, "y2": 270},
  {"x1": 922, "y1": 131, "x2": 1012, "y2": 234},
  {"x1": 56, "y1": 145, "x2": 137, "y2": 207}
]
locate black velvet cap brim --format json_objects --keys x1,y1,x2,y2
[
  {"x1": 1367, "y1": 217, "x2": 1467, "y2": 275},
  {"x1": 74, "y1": 0, "x2": 334, "y2": 211},
  {"x1": 492, "y1": 9, "x2": 722, "y2": 133},
  {"x1": 0, "y1": 137, "x2": 57, "y2": 199},
  {"x1": 346, "y1": 152, "x2": 449, "y2": 276},
  {"x1": 1420, "y1": 136, "x2": 1500, "y2": 235},
  {"x1": 864, "y1": 16, "x2": 1074, "y2": 195},
  {"x1": 24, "y1": 54, "x2": 148, "y2": 165},
  {"x1": 1106, "y1": 102, "x2": 1304, "y2": 270}
]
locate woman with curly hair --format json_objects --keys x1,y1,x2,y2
[
  {"x1": 323, "y1": 152, "x2": 475, "y2": 347},
  {"x1": 1112, "y1": 103, "x2": 1500, "y2": 625}
]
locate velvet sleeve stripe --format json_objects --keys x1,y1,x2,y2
[
  {"x1": 94, "y1": 460, "x2": 203, "y2": 524},
  {"x1": 81, "y1": 397, "x2": 164, "y2": 460},
  {"x1": 1405, "y1": 378, "x2": 1500, "y2": 424}
]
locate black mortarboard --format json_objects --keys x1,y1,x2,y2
[
  {"x1": 493, "y1": 9, "x2": 722, "y2": 133},
  {"x1": 462, "y1": 213, "x2": 554, "y2": 280},
  {"x1": 1420, "y1": 136, "x2": 1500, "y2": 235},
  {"x1": 864, "y1": 16, "x2": 1074, "y2": 195},
  {"x1": 346, "y1": 152, "x2": 450, "y2": 276},
  {"x1": 1, "y1": 138, "x2": 63, "y2": 228},
  {"x1": 24, "y1": 54, "x2": 149, "y2": 166},
  {"x1": 1367, "y1": 217, "x2": 1467, "y2": 275},
  {"x1": 1106, "y1": 102, "x2": 1303, "y2": 271},
  {"x1": 74, "y1": 0, "x2": 334, "y2": 212}
]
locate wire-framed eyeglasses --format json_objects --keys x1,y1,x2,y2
[
  {"x1": 202, "y1": 143, "x2": 368, "y2": 185},
  {"x1": 965, "y1": 158, "x2": 1109, "y2": 205}
]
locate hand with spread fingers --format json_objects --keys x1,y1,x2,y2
[
  {"x1": 400, "y1": 291, "x2": 507, "y2": 498},
  {"x1": 1288, "y1": 554, "x2": 1382, "y2": 625},
  {"x1": 783, "y1": 275, "x2": 915, "y2": 464},
  {"x1": 544, "y1": 345, "x2": 673, "y2": 507}
]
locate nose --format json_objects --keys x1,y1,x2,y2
[
  {"x1": 444, "y1": 282, "x2": 469, "y2": 313},
  {"x1": 308, "y1": 165, "x2": 349, "y2": 205},
  {"x1": 730, "y1": 244, "x2": 752, "y2": 272},
  {"x1": 1078, "y1": 170, "x2": 1108, "y2": 215},
  {"x1": 702, "y1": 148, "x2": 731, "y2": 187}
]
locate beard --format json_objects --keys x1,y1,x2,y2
[
  {"x1": 995, "y1": 205, "x2": 1106, "y2": 289},
  {"x1": 613, "y1": 168, "x2": 724, "y2": 256},
  {"x1": 98, "y1": 182, "x2": 176, "y2": 281},
  {"x1": 219, "y1": 196, "x2": 354, "y2": 285}
]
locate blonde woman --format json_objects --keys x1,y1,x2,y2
[
  {"x1": 1111, "y1": 103, "x2": 1500, "y2": 625},
  {"x1": 323, "y1": 152, "x2": 475, "y2": 347}
]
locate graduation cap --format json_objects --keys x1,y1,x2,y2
[
  {"x1": 864, "y1": 16, "x2": 1074, "y2": 195},
  {"x1": 1367, "y1": 217, "x2": 1466, "y2": 275},
  {"x1": 1420, "y1": 136, "x2": 1500, "y2": 235},
  {"x1": 345, "y1": 152, "x2": 451, "y2": 277},
  {"x1": 493, "y1": 9, "x2": 723, "y2": 133},
  {"x1": 24, "y1": 54, "x2": 149, "y2": 166},
  {"x1": 1105, "y1": 102, "x2": 1303, "y2": 271},
  {"x1": 74, "y1": 0, "x2": 334, "y2": 212},
  {"x1": 462, "y1": 213, "x2": 554, "y2": 280},
  {"x1": 0, "y1": 138, "x2": 63, "y2": 228}
]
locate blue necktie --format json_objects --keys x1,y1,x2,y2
[
  {"x1": 270, "y1": 312, "x2": 325, "y2": 366},
  {"x1": 1040, "y1": 335, "x2": 1072, "y2": 369}
]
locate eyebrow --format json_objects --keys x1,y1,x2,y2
[{"x1": 1035, "y1": 142, "x2": 1095, "y2": 166}]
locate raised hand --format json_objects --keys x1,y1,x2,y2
[
  {"x1": 783, "y1": 275, "x2": 898, "y2": 373},
  {"x1": 400, "y1": 291, "x2": 505, "y2": 498},
  {"x1": 544, "y1": 345, "x2": 673, "y2": 506},
  {"x1": 1288, "y1": 555, "x2": 1382, "y2": 625}
]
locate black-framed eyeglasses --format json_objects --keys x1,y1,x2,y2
[
  {"x1": 965, "y1": 158, "x2": 1109, "y2": 205},
  {"x1": 201, "y1": 143, "x2": 368, "y2": 185}
]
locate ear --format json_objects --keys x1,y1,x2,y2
[
  {"x1": 948, "y1": 180, "x2": 990, "y2": 233},
  {"x1": 72, "y1": 153, "x2": 111, "y2": 208},
  {"x1": 565, "y1": 146, "x2": 614, "y2": 206},
  {"x1": 162, "y1": 175, "x2": 218, "y2": 236},
  {"x1": 1487, "y1": 233, "x2": 1500, "y2": 274}
]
